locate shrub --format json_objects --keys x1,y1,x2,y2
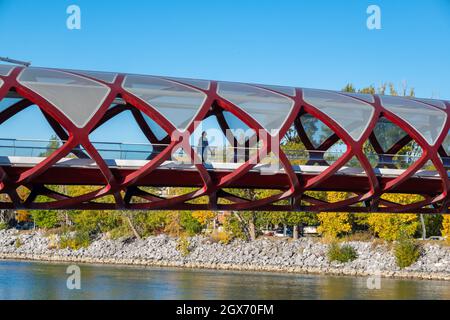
[
  {"x1": 223, "y1": 215, "x2": 246, "y2": 240},
  {"x1": 394, "y1": 233, "x2": 421, "y2": 269},
  {"x1": 47, "y1": 234, "x2": 59, "y2": 250},
  {"x1": 327, "y1": 242, "x2": 358, "y2": 263},
  {"x1": 210, "y1": 230, "x2": 232, "y2": 244},
  {"x1": 59, "y1": 231, "x2": 91, "y2": 250},
  {"x1": 75, "y1": 231, "x2": 91, "y2": 247},
  {"x1": 134, "y1": 211, "x2": 168, "y2": 236},
  {"x1": 164, "y1": 212, "x2": 183, "y2": 237},
  {"x1": 0, "y1": 222, "x2": 8, "y2": 230},
  {"x1": 59, "y1": 234, "x2": 72, "y2": 249},
  {"x1": 15, "y1": 238, "x2": 22, "y2": 248},
  {"x1": 176, "y1": 236, "x2": 191, "y2": 256},
  {"x1": 71, "y1": 210, "x2": 122, "y2": 235},
  {"x1": 109, "y1": 225, "x2": 133, "y2": 239}
]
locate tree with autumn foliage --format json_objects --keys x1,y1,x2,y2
[
  {"x1": 192, "y1": 210, "x2": 216, "y2": 229},
  {"x1": 366, "y1": 194, "x2": 422, "y2": 241},
  {"x1": 441, "y1": 215, "x2": 450, "y2": 242},
  {"x1": 317, "y1": 192, "x2": 353, "y2": 238},
  {"x1": 367, "y1": 214, "x2": 419, "y2": 241}
]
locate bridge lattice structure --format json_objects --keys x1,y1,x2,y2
[{"x1": 0, "y1": 64, "x2": 449, "y2": 213}]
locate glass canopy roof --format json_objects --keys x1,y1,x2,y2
[
  {"x1": 217, "y1": 82, "x2": 295, "y2": 135},
  {"x1": 123, "y1": 75, "x2": 207, "y2": 131},
  {"x1": 380, "y1": 95, "x2": 447, "y2": 145},
  {"x1": 65, "y1": 70, "x2": 118, "y2": 84},
  {"x1": 0, "y1": 64, "x2": 448, "y2": 147},
  {"x1": 257, "y1": 84, "x2": 296, "y2": 97},
  {"x1": 342, "y1": 92, "x2": 375, "y2": 104},
  {"x1": 0, "y1": 65, "x2": 14, "y2": 76},
  {"x1": 412, "y1": 97, "x2": 446, "y2": 110},
  {"x1": 165, "y1": 77, "x2": 211, "y2": 90},
  {"x1": 303, "y1": 89, "x2": 375, "y2": 141},
  {"x1": 17, "y1": 68, "x2": 111, "y2": 128}
]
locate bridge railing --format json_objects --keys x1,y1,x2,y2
[{"x1": 0, "y1": 138, "x2": 439, "y2": 170}]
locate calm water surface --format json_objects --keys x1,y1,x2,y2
[{"x1": 0, "y1": 260, "x2": 449, "y2": 299}]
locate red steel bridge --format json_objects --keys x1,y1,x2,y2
[{"x1": 0, "y1": 64, "x2": 449, "y2": 213}]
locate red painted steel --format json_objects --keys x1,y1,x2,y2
[{"x1": 0, "y1": 65, "x2": 449, "y2": 213}]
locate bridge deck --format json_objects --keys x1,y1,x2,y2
[
  {"x1": 0, "y1": 156, "x2": 442, "y2": 195},
  {"x1": 0, "y1": 155, "x2": 442, "y2": 178}
]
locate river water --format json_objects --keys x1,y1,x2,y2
[{"x1": 0, "y1": 260, "x2": 448, "y2": 299}]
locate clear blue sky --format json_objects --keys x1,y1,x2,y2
[{"x1": 0, "y1": 0, "x2": 449, "y2": 144}]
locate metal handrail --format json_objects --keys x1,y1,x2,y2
[{"x1": 0, "y1": 137, "x2": 439, "y2": 167}]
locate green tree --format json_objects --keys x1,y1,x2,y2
[
  {"x1": 394, "y1": 230, "x2": 421, "y2": 268},
  {"x1": 180, "y1": 211, "x2": 203, "y2": 236},
  {"x1": 31, "y1": 208, "x2": 59, "y2": 229},
  {"x1": 342, "y1": 83, "x2": 356, "y2": 93},
  {"x1": 133, "y1": 211, "x2": 169, "y2": 237},
  {"x1": 287, "y1": 211, "x2": 318, "y2": 239},
  {"x1": 39, "y1": 135, "x2": 61, "y2": 157},
  {"x1": 422, "y1": 214, "x2": 443, "y2": 238}
]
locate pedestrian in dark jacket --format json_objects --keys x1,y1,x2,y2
[{"x1": 198, "y1": 131, "x2": 209, "y2": 163}]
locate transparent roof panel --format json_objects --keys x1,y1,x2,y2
[
  {"x1": 302, "y1": 89, "x2": 375, "y2": 141},
  {"x1": 373, "y1": 117, "x2": 407, "y2": 152},
  {"x1": 217, "y1": 82, "x2": 295, "y2": 135},
  {"x1": 341, "y1": 92, "x2": 375, "y2": 104},
  {"x1": 0, "y1": 65, "x2": 14, "y2": 76},
  {"x1": 380, "y1": 95, "x2": 447, "y2": 145},
  {"x1": 65, "y1": 70, "x2": 117, "y2": 83},
  {"x1": 300, "y1": 113, "x2": 334, "y2": 148},
  {"x1": 256, "y1": 84, "x2": 296, "y2": 97},
  {"x1": 18, "y1": 68, "x2": 111, "y2": 128},
  {"x1": 164, "y1": 77, "x2": 210, "y2": 90},
  {"x1": 122, "y1": 75, "x2": 207, "y2": 131},
  {"x1": 411, "y1": 97, "x2": 447, "y2": 110}
]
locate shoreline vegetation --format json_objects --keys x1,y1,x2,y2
[{"x1": 0, "y1": 230, "x2": 449, "y2": 281}]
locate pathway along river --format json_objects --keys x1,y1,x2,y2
[{"x1": 0, "y1": 260, "x2": 449, "y2": 299}]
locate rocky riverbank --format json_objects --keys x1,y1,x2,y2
[{"x1": 0, "y1": 229, "x2": 449, "y2": 280}]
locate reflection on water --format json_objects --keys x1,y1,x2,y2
[{"x1": 0, "y1": 260, "x2": 449, "y2": 300}]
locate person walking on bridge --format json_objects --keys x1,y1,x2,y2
[{"x1": 198, "y1": 131, "x2": 210, "y2": 163}]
